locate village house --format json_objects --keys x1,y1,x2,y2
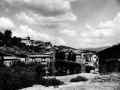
[
  {"x1": 21, "y1": 36, "x2": 52, "y2": 54},
  {"x1": 4, "y1": 56, "x2": 19, "y2": 67},
  {"x1": 0, "y1": 51, "x2": 19, "y2": 67},
  {"x1": 73, "y1": 50, "x2": 98, "y2": 67},
  {"x1": 97, "y1": 43, "x2": 120, "y2": 73},
  {"x1": 21, "y1": 36, "x2": 31, "y2": 46}
]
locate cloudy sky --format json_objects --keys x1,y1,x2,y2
[{"x1": 0, "y1": 0, "x2": 120, "y2": 48}]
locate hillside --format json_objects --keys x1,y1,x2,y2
[
  {"x1": 56, "y1": 45, "x2": 76, "y2": 50},
  {"x1": 79, "y1": 46, "x2": 108, "y2": 52}
]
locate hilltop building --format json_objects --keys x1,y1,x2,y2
[
  {"x1": 21, "y1": 36, "x2": 31, "y2": 46},
  {"x1": 21, "y1": 36, "x2": 52, "y2": 54}
]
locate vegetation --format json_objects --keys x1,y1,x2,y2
[
  {"x1": 35, "y1": 64, "x2": 46, "y2": 76},
  {"x1": 0, "y1": 67, "x2": 35, "y2": 90},
  {"x1": 0, "y1": 30, "x2": 23, "y2": 47},
  {"x1": 0, "y1": 30, "x2": 65, "y2": 90},
  {"x1": 70, "y1": 76, "x2": 88, "y2": 82},
  {"x1": 0, "y1": 62, "x2": 37, "y2": 90},
  {"x1": 37, "y1": 77, "x2": 64, "y2": 86},
  {"x1": 0, "y1": 61, "x2": 64, "y2": 90},
  {"x1": 0, "y1": 30, "x2": 39, "y2": 55},
  {"x1": 91, "y1": 74, "x2": 120, "y2": 83}
]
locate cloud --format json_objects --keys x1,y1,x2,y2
[
  {"x1": 99, "y1": 21, "x2": 113, "y2": 28},
  {"x1": 51, "y1": 37, "x2": 66, "y2": 45},
  {"x1": 60, "y1": 29, "x2": 76, "y2": 37},
  {"x1": 66, "y1": 0, "x2": 78, "y2": 1},
  {"x1": 33, "y1": 12, "x2": 77, "y2": 23},
  {"x1": 15, "y1": 11, "x2": 77, "y2": 29},
  {"x1": 116, "y1": 0, "x2": 120, "y2": 4},
  {"x1": 77, "y1": 12, "x2": 120, "y2": 48},
  {"x1": 34, "y1": 12, "x2": 77, "y2": 29},
  {"x1": 0, "y1": 17, "x2": 16, "y2": 29},
  {"x1": 4, "y1": 0, "x2": 76, "y2": 16},
  {"x1": 13, "y1": 25, "x2": 50, "y2": 41},
  {"x1": 97, "y1": 12, "x2": 120, "y2": 38},
  {"x1": 84, "y1": 24, "x2": 93, "y2": 30},
  {"x1": 0, "y1": 1, "x2": 9, "y2": 12},
  {"x1": 82, "y1": 24, "x2": 113, "y2": 38},
  {"x1": 2, "y1": 0, "x2": 77, "y2": 30},
  {"x1": 57, "y1": 12, "x2": 77, "y2": 22},
  {"x1": 16, "y1": 11, "x2": 36, "y2": 25}
]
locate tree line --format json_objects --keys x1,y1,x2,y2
[{"x1": 0, "y1": 30, "x2": 31, "y2": 51}]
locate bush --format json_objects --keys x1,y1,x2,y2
[
  {"x1": 47, "y1": 78, "x2": 64, "y2": 86},
  {"x1": 47, "y1": 67, "x2": 53, "y2": 76},
  {"x1": 10, "y1": 60, "x2": 26, "y2": 68},
  {"x1": 0, "y1": 67, "x2": 36, "y2": 90},
  {"x1": 70, "y1": 76, "x2": 88, "y2": 82},
  {"x1": 27, "y1": 61, "x2": 39, "y2": 67},
  {"x1": 0, "y1": 62, "x2": 65, "y2": 90},
  {"x1": 35, "y1": 64, "x2": 45, "y2": 76},
  {"x1": 5, "y1": 71, "x2": 35, "y2": 90},
  {"x1": 16, "y1": 72, "x2": 36, "y2": 88},
  {"x1": 37, "y1": 77, "x2": 64, "y2": 86},
  {"x1": 0, "y1": 67, "x2": 12, "y2": 90},
  {"x1": 11, "y1": 61, "x2": 43, "y2": 69},
  {"x1": 0, "y1": 67, "x2": 18, "y2": 90},
  {"x1": 37, "y1": 77, "x2": 47, "y2": 85}
]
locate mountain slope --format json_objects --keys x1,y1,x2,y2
[
  {"x1": 79, "y1": 46, "x2": 108, "y2": 52},
  {"x1": 56, "y1": 45, "x2": 76, "y2": 50}
]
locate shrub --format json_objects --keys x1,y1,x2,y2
[
  {"x1": 0, "y1": 67, "x2": 12, "y2": 90},
  {"x1": 0, "y1": 67, "x2": 18, "y2": 90},
  {"x1": 37, "y1": 77, "x2": 64, "y2": 86},
  {"x1": 37, "y1": 77, "x2": 47, "y2": 85},
  {"x1": 10, "y1": 60, "x2": 26, "y2": 68},
  {"x1": 70, "y1": 76, "x2": 88, "y2": 82},
  {"x1": 16, "y1": 71, "x2": 36, "y2": 88},
  {"x1": 0, "y1": 62, "x2": 65, "y2": 90},
  {"x1": 35, "y1": 64, "x2": 45, "y2": 76},
  {"x1": 11, "y1": 61, "x2": 42, "y2": 68},
  {"x1": 27, "y1": 61, "x2": 38, "y2": 67},
  {"x1": 47, "y1": 67, "x2": 53, "y2": 76},
  {"x1": 13, "y1": 66, "x2": 27, "y2": 74},
  {"x1": 0, "y1": 67, "x2": 36, "y2": 90},
  {"x1": 47, "y1": 78, "x2": 64, "y2": 86}
]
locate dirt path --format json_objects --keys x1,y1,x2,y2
[
  {"x1": 21, "y1": 82, "x2": 119, "y2": 90},
  {"x1": 58, "y1": 82, "x2": 119, "y2": 90},
  {"x1": 20, "y1": 73, "x2": 119, "y2": 90},
  {"x1": 49, "y1": 73, "x2": 98, "y2": 84}
]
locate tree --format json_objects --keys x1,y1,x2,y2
[
  {"x1": 0, "y1": 32, "x2": 4, "y2": 41},
  {"x1": 4, "y1": 30, "x2": 12, "y2": 46},
  {"x1": 0, "y1": 32, "x2": 5, "y2": 46},
  {"x1": 0, "y1": 40, "x2": 4, "y2": 46},
  {"x1": 4, "y1": 30, "x2": 12, "y2": 39},
  {"x1": 11, "y1": 36, "x2": 21, "y2": 46}
]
